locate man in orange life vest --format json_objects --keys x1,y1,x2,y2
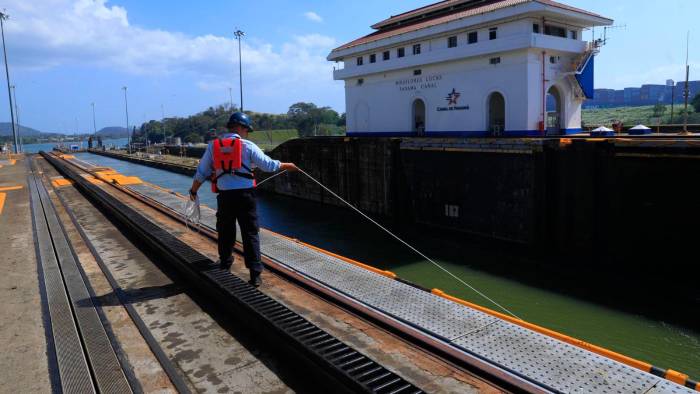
[{"x1": 188, "y1": 112, "x2": 298, "y2": 287}]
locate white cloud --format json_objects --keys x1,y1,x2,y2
[
  {"x1": 2, "y1": 0, "x2": 341, "y2": 108},
  {"x1": 303, "y1": 11, "x2": 323, "y2": 23}
]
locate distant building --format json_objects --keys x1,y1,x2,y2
[
  {"x1": 640, "y1": 84, "x2": 666, "y2": 104},
  {"x1": 624, "y1": 88, "x2": 640, "y2": 106},
  {"x1": 584, "y1": 80, "x2": 700, "y2": 108},
  {"x1": 328, "y1": 0, "x2": 612, "y2": 136}
]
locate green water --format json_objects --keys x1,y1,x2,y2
[{"x1": 74, "y1": 152, "x2": 700, "y2": 379}]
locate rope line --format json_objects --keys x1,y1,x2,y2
[
  {"x1": 296, "y1": 168, "x2": 521, "y2": 320},
  {"x1": 257, "y1": 170, "x2": 287, "y2": 186}
]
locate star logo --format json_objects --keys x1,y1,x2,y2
[{"x1": 446, "y1": 88, "x2": 461, "y2": 105}]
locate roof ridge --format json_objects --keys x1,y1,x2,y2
[
  {"x1": 533, "y1": 0, "x2": 606, "y2": 19},
  {"x1": 371, "y1": 0, "x2": 504, "y2": 30}
]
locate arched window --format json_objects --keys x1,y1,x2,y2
[
  {"x1": 546, "y1": 86, "x2": 562, "y2": 135},
  {"x1": 488, "y1": 92, "x2": 505, "y2": 136},
  {"x1": 412, "y1": 99, "x2": 426, "y2": 136}
]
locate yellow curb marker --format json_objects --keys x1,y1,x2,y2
[
  {"x1": 52, "y1": 178, "x2": 74, "y2": 187},
  {"x1": 0, "y1": 185, "x2": 23, "y2": 215}
]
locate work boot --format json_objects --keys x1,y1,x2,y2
[
  {"x1": 218, "y1": 259, "x2": 232, "y2": 271},
  {"x1": 249, "y1": 271, "x2": 262, "y2": 288}
]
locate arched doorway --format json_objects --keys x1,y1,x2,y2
[
  {"x1": 546, "y1": 86, "x2": 562, "y2": 135},
  {"x1": 412, "y1": 99, "x2": 426, "y2": 136},
  {"x1": 488, "y1": 92, "x2": 505, "y2": 136}
]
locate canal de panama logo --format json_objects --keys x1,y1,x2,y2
[
  {"x1": 437, "y1": 88, "x2": 469, "y2": 112},
  {"x1": 445, "y1": 88, "x2": 461, "y2": 105}
]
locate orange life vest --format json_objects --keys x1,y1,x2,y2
[{"x1": 210, "y1": 137, "x2": 255, "y2": 193}]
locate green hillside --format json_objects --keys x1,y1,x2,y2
[
  {"x1": 0, "y1": 122, "x2": 43, "y2": 136},
  {"x1": 582, "y1": 105, "x2": 700, "y2": 128},
  {"x1": 248, "y1": 129, "x2": 299, "y2": 151},
  {"x1": 97, "y1": 126, "x2": 128, "y2": 138}
]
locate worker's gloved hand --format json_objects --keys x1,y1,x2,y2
[{"x1": 280, "y1": 162, "x2": 299, "y2": 172}]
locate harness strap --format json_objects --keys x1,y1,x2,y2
[
  {"x1": 211, "y1": 137, "x2": 255, "y2": 184},
  {"x1": 213, "y1": 170, "x2": 254, "y2": 181}
]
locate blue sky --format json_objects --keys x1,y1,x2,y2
[{"x1": 2, "y1": 0, "x2": 698, "y2": 133}]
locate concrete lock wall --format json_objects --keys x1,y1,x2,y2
[
  {"x1": 263, "y1": 137, "x2": 700, "y2": 260},
  {"x1": 264, "y1": 137, "x2": 542, "y2": 245},
  {"x1": 264, "y1": 138, "x2": 401, "y2": 217}
]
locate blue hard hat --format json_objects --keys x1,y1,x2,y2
[{"x1": 227, "y1": 112, "x2": 254, "y2": 131}]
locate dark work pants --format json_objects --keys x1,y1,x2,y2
[{"x1": 216, "y1": 188, "x2": 263, "y2": 274}]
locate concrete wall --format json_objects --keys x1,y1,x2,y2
[
  {"x1": 346, "y1": 50, "x2": 532, "y2": 135},
  {"x1": 264, "y1": 137, "x2": 401, "y2": 217},
  {"x1": 264, "y1": 138, "x2": 544, "y2": 245},
  {"x1": 526, "y1": 48, "x2": 583, "y2": 133},
  {"x1": 265, "y1": 137, "x2": 700, "y2": 261}
]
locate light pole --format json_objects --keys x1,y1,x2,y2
[
  {"x1": 142, "y1": 112, "x2": 149, "y2": 152},
  {"x1": 0, "y1": 12, "x2": 18, "y2": 154},
  {"x1": 228, "y1": 87, "x2": 233, "y2": 110},
  {"x1": 682, "y1": 32, "x2": 690, "y2": 134},
  {"x1": 122, "y1": 86, "x2": 131, "y2": 154},
  {"x1": 11, "y1": 84, "x2": 20, "y2": 152},
  {"x1": 669, "y1": 81, "x2": 675, "y2": 124},
  {"x1": 91, "y1": 102, "x2": 97, "y2": 136},
  {"x1": 161, "y1": 103, "x2": 166, "y2": 144},
  {"x1": 234, "y1": 29, "x2": 245, "y2": 112}
]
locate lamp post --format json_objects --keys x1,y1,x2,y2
[
  {"x1": 143, "y1": 112, "x2": 148, "y2": 152},
  {"x1": 0, "y1": 11, "x2": 18, "y2": 154},
  {"x1": 122, "y1": 86, "x2": 131, "y2": 154},
  {"x1": 161, "y1": 103, "x2": 166, "y2": 145},
  {"x1": 682, "y1": 32, "x2": 690, "y2": 135},
  {"x1": 234, "y1": 29, "x2": 245, "y2": 112},
  {"x1": 11, "y1": 84, "x2": 20, "y2": 152},
  {"x1": 228, "y1": 87, "x2": 233, "y2": 110},
  {"x1": 91, "y1": 102, "x2": 97, "y2": 136},
  {"x1": 669, "y1": 81, "x2": 675, "y2": 124}
]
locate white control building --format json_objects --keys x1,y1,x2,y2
[{"x1": 328, "y1": 0, "x2": 613, "y2": 137}]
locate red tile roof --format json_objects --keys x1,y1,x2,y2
[
  {"x1": 332, "y1": 0, "x2": 611, "y2": 54},
  {"x1": 371, "y1": 0, "x2": 471, "y2": 29}
]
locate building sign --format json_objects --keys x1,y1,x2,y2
[
  {"x1": 437, "y1": 88, "x2": 469, "y2": 111},
  {"x1": 396, "y1": 75, "x2": 442, "y2": 92}
]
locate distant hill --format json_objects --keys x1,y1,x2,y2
[
  {"x1": 0, "y1": 122, "x2": 44, "y2": 136},
  {"x1": 96, "y1": 126, "x2": 128, "y2": 138}
]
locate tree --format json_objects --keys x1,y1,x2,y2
[
  {"x1": 136, "y1": 101, "x2": 338, "y2": 142},
  {"x1": 287, "y1": 102, "x2": 341, "y2": 137},
  {"x1": 692, "y1": 93, "x2": 700, "y2": 113},
  {"x1": 652, "y1": 103, "x2": 667, "y2": 118},
  {"x1": 184, "y1": 132, "x2": 203, "y2": 143}
]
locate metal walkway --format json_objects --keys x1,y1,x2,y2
[
  {"x1": 44, "y1": 152, "x2": 426, "y2": 394},
  {"x1": 28, "y1": 170, "x2": 133, "y2": 394},
  {"x1": 123, "y1": 181, "x2": 696, "y2": 394}
]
